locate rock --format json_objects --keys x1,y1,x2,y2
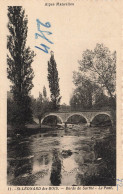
[
  {"x1": 61, "y1": 150, "x2": 72, "y2": 158},
  {"x1": 97, "y1": 158, "x2": 102, "y2": 161}
]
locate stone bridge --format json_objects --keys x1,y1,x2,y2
[{"x1": 41, "y1": 111, "x2": 113, "y2": 127}]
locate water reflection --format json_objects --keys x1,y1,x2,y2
[
  {"x1": 32, "y1": 153, "x2": 50, "y2": 174},
  {"x1": 50, "y1": 149, "x2": 61, "y2": 186},
  {"x1": 7, "y1": 125, "x2": 116, "y2": 186},
  {"x1": 7, "y1": 137, "x2": 33, "y2": 185}
]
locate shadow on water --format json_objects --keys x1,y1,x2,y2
[
  {"x1": 7, "y1": 136, "x2": 34, "y2": 185},
  {"x1": 75, "y1": 134, "x2": 116, "y2": 186},
  {"x1": 50, "y1": 149, "x2": 62, "y2": 186},
  {"x1": 90, "y1": 135, "x2": 116, "y2": 186}
]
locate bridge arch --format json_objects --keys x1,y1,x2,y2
[
  {"x1": 41, "y1": 114, "x2": 63, "y2": 124},
  {"x1": 65, "y1": 113, "x2": 88, "y2": 124},
  {"x1": 91, "y1": 113, "x2": 113, "y2": 125}
]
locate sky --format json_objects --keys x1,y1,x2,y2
[{"x1": 7, "y1": 0, "x2": 121, "y2": 105}]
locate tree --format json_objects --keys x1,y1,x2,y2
[
  {"x1": 77, "y1": 44, "x2": 116, "y2": 99},
  {"x1": 7, "y1": 6, "x2": 35, "y2": 125},
  {"x1": 93, "y1": 92, "x2": 110, "y2": 109},
  {"x1": 32, "y1": 91, "x2": 51, "y2": 127},
  {"x1": 47, "y1": 51, "x2": 61, "y2": 111},
  {"x1": 71, "y1": 74, "x2": 100, "y2": 110},
  {"x1": 70, "y1": 85, "x2": 93, "y2": 110},
  {"x1": 35, "y1": 93, "x2": 43, "y2": 127},
  {"x1": 43, "y1": 86, "x2": 47, "y2": 99}
]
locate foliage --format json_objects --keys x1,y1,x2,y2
[
  {"x1": 71, "y1": 44, "x2": 116, "y2": 110},
  {"x1": 59, "y1": 103, "x2": 71, "y2": 112},
  {"x1": 43, "y1": 86, "x2": 47, "y2": 99},
  {"x1": 7, "y1": 6, "x2": 35, "y2": 124},
  {"x1": 47, "y1": 52, "x2": 61, "y2": 111},
  {"x1": 93, "y1": 92, "x2": 112, "y2": 109},
  {"x1": 78, "y1": 44, "x2": 116, "y2": 99},
  {"x1": 70, "y1": 75, "x2": 100, "y2": 110},
  {"x1": 32, "y1": 87, "x2": 51, "y2": 127},
  {"x1": 7, "y1": 98, "x2": 15, "y2": 124}
]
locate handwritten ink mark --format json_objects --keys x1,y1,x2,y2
[
  {"x1": 35, "y1": 19, "x2": 53, "y2": 54},
  {"x1": 116, "y1": 179, "x2": 123, "y2": 191}
]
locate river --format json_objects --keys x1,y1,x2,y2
[{"x1": 7, "y1": 124, "x2": 116, "y2": 186}]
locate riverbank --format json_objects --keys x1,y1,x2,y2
[
  {"x1": 7, "y1": 122, "x2": 64, "y2": 137},
  {"x1": 7, "y1": 118, "x2": 115, "y2": 138}
]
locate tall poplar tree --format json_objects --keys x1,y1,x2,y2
[
  {"x1": 43, "y1": 86, "x2": 47, "y2": 99},
  {"x1": 47, "y1": 51, "x2": 61, "y2": 111},
  {"x1": 7, "y1": 6, "x2": 35, "y2": 125}
]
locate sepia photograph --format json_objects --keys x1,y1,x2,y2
[{"x1": 0, "y1": 0, "x2": 122, "y2": 192}]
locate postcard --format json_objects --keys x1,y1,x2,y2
[{"x1": 0, "y1": 0, "x2": 123, "y2": 193}]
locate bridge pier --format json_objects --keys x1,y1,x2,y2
[
  {"x1": 64, "y1": 122, "x2": 67, "y2": 128},
  {"x1": 87, "y1": 122, "x2": 91, "y2": 127}
]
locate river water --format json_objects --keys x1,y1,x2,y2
[{"x1": 7, "y1": 124, "x2": 116, "y2": 186}]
